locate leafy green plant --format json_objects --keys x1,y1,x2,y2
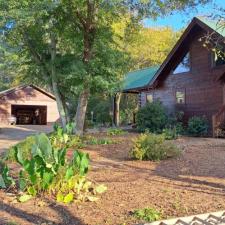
[
  {"x1": 107, "y1": 128, "x2": 127, "y2": 136},
  {"x1": 84, "y1": 136, "x2": 116, "y2": 145},
  {"x1": 65, "y1": 122, "x2": 76, "y2": 135},
  {"x1": 9, "y1": 133, "x2": 106, "y2": 203},
  {"x1": 162, "y1": 127, "x2": 179, "y2": 140},
  {"x1": 50, "y1": 123, "x2": 83, "y2": 148},
  {"x1": 6, "y1": 136, "x2": 36, "y2": 162},
  {"x1": 187, "y1": 116, "x2": 208, "y2": 137},
  {"x1": 133, "y1": 207, "x2": 162, "y2": 222},
  {"x1": 130, "y1": 132, "x2": 181, "y2": 161},
  {"x1": 0, "y1": 161, "x2": 15, "y2": 189},
  {"x1": 136, "y1": 101, "x2": 167, "y2": 133}
]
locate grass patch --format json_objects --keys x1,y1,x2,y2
[
  {"x1": 83, "y1": 136, "x2": 118, "y2": 145},
  {"x1": 107, "y1": 128, "x2": 127, "y2": 136}
]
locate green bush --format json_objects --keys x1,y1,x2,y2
[
  {"x1": 162, "y1": 127, "x2": 178, "y2": 140},
  {"x1": 133, "y1": 207, "x2": 162, "y2": 222},
  {"x1": 50, "y1": 124, "x2": 83, "y2": 149},
  {"x1": 7, "y1": 125, "x2": 83, "y2": 162},
  {"x1": 130, "y1": 132, "x2": 181, "y2": 161},
  {"x1": 6, "y1": 136, "x2": 36, "y2": 162},
  {"x1": 187, "y1": 116, "x2": 208, "y2": 137},
  {"x1": 0, "y1": 160, "x2": 15, "y2": 189},
  {"x1": 2, "y1": 133, "x2": 107, "y2": 203},
  {"x1": 136, "y1": 101, "x2": 167, "y2": 133}
]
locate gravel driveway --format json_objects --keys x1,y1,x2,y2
[{"x1": 0, "y1": 125, "x2": 53, "y2": 154}]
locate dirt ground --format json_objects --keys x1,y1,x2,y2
[
  {"x1": 0, "y1": 125, "x2": 53, "y2": 154},
  {"x1": 1, "y1": 133, "x2": 225, "y2": 225}
]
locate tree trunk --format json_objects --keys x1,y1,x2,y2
[
  {"x1": 113, "y1": 93, "x2": 122, "y2": 127},
  {"x1": 74, "y1": 89, "x2": 89, "y2": 135},
  {"x1": 50, "y1": 32, "x2": 67, "y2": 130},
  {"x1": 73, "y1": 0, "x2": 96, "y2": 135}
]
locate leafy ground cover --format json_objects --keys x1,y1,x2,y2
[{"x1": 1, "y1": 132, "x2": 225, "y2": 225}]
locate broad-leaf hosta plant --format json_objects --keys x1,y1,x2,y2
[{"x1": 1, "y1": 133, "x2": 106, "y2": 203}]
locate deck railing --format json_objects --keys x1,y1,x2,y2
[{"x1": 212, "y1": 105, "x2": 225, "y2": 137}]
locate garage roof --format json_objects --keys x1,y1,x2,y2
[{"x1": 0, "y1": 84, "x2": 55, "y2": 100}]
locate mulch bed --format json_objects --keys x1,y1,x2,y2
[{"x1": 1, "y1": 133, "x2": 225, "y2": 225}]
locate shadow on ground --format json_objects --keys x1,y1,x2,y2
[
  {"x1": 89, "y1": 135, "x2": 225, "y2": 196},
  {"x1": 0, "y1": 200, "x2": 84, "y2": 225}
]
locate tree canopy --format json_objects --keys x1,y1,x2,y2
[{"x1": 0, "y1": 0, "x2": 211, "y2": 134}]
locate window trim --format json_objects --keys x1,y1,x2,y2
[{"x1": 175, "y1": 89, "x2": 186, "y2": 105}]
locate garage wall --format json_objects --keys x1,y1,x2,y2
[{"x1": 0, "y1": 86, "x2": 60, "y2": 125}]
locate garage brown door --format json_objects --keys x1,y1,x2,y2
[{"x1": 11, "y1": 105, "x2": 47, "y2": 125}]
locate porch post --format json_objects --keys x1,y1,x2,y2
[{"x1": 113, "y1": 92, "x2": 121, "y2": 127}]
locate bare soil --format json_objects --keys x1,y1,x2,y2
[{"x1": 1, "y1": 133, "x2": 225, "y2": 225}]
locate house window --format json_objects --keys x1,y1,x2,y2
[
  {"x1": 176, "y1": 91, "x2": 185, "y2": 104},
  {"x1": 213, "y1": 50, "x2": 225, "y2": 67},
  {"x1": 173, "y1": 52, "x2": 190, "y2": 74},
  {"x1": 146, "y1": 94, "x2": 153, "y2": 103}
]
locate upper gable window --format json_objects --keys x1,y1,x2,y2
[
  {"x1": 173, "y1": 52, "x2": 190, "y2": 74},
  {"x1": 213, "y1": 51, "x2": 225, "y2": 67}
]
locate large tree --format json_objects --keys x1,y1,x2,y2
[{"x1": 0, "y1": 0, "x2": 210, "y2": 134}]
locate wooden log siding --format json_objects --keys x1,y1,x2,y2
[{"x1": 140, "y1": 30, "x2": 225, "y2": 133}]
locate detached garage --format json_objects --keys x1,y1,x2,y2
[{"x1": 0, "y1": 85, "x2": 59, "y2": 125}]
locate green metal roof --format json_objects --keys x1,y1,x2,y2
[
  {"x1": 197, "y1": 16, "x2": 225, "y2": 37},
  {"x1": 123, "y1": 66, "x2": 159, "y2": 91}
]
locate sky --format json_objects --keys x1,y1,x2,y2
[{"x1": 144, "y1": 0, "x2": 224, "y2": 30}]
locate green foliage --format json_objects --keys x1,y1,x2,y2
[
  {"x1": 162, "y1": 127, "x2": 180, "y2": 140},
  {"x1": 107, "y1": 128, "x2": 127, "y2": 136},
  {"x1": 133, "y1": 207, "x2": 162, "y2": 222},
  {"x1": 187, "y1": 116, "x2": 209, "y2": 137},
  {"x1": 5, "y1": 133, "x2": 107, "y2": 203},
  {"x1": 130, "y1": 132, "x2": 181, "y2": 161},
  {"x1": 165, "y1": 111, "x2": 185, "y2": 137},
  {"x1": 136, "y1": 101, "x2": 167, "y2": 133},
  {"x1": 6, "y1": 136, "x2": 36, "y2": 162},
  {"x1": 120, "y1": 94, "x2": 138, "y2": 125},
  {"x1": 50, "y1": 124, "x2": 83, "y2": 149},
  {"x1": 0, "y1": 161, "x2": 15, "y2": 189},
  {"x1": 65, "y1": 122, "x2": 76, "y2": 135},
  {"x1": 83, "y1": 136, "x2": 116, "y2": 145}
]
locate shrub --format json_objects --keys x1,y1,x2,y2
[
  {"x1": 130, "y1": 133, "x2": 181, "y2": 161},
  {"x1": 0, "y1": 159, "x2": 15, "y2": 189},
  {"x1": 162, "y1": 127, "x2": 178, "y2": 140},
  {"x1": 6, "y1": 136, "x2": 36, "y2": 162},
  {"x1": 136, "y1": 101, "x2": 167, "y2": 133},
  {"x1": 187, "y1": 116, "x2": 208, "y2": 137},
  {"x1": 6, "y1": 125, "x2": 83, "y2": 162},
  {"x1": 2, "y1": 133, "x2": 107, "y2": 203},
  {"x1": 50, "y1": 124, "x2": 83, "y2": 149},
  {"x1": 133, "y1": 207, "x2": 162, "y2": 222},
  {"x1": 107, "y1": 128, "x2": 127, "y2": 136}
]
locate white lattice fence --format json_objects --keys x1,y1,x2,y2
[{"x1": 142, "y1": 211, "x2": 225, "y2": 225}]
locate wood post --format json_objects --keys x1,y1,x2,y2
[{"x1": 113, "y1": 93, "x2": 121, "y2": 127}]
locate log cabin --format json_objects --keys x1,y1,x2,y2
[{"x1": 122, "y1": 17, "x2": 225, "y2": 136}]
